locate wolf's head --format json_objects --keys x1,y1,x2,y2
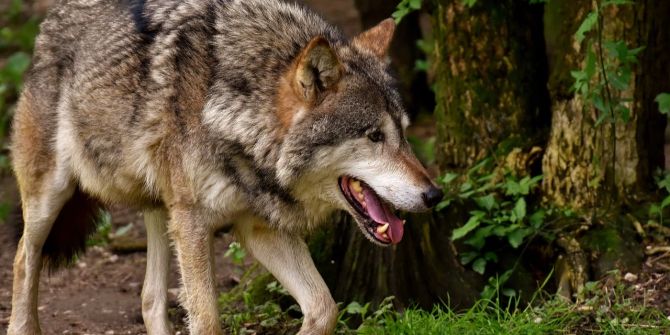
[{"x1": 276, "y1": 19, "x2": 442, "y2": 246}]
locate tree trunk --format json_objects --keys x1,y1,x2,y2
[
  {"x1": 542, "y1": 0, "x2": 668, "y2": 209},
  {"x1": 541, "y1": 0, "x2": 669, "y2": 297},
  {"x1": 433, "y1": 0, "x2": 550, "y2": 169}
]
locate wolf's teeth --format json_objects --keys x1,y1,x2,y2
[
  {"x1": 351, "y1": 180, "x2": 363, "y2": 193},
  {"x1": 361, "y1": 200, "x2": 366, "y2": 209},
  {"x1": 382, "y1": 232, "x2": 389, "y2": 240},
  {"x1": 377, "y1": 223, "x2": 389, "y2": 234},
  {"x1": 356, "y1": 191, "x2": 365, "y2": 201}
]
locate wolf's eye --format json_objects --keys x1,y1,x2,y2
[{"x1": 367, "y1": 130, "x2": 385, "y2": 143}]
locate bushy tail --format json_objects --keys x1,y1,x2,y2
[{"x1": 14, "y1": 187, "x2": 102, "y2": 271}]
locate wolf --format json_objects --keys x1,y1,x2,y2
[{"x1": 7, "y1": 0, "x2": 443, "y2": 334}]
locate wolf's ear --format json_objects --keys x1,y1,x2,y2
[
  {"x1": 293, "y1": 36, "x2": 342, "y2": 103},
  {"x1": 352, "y1": 18, "x2": 396, "y2": 58}
]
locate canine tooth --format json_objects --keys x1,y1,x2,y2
[
  {"x1": 377, "y1": 223, "x2": 389, "y2": 234},
  {"x1": 356, "y1": 191, "x2": 365, "y2": 201},
  {"x1": 351, "y1": 180, "x2": 363, "y2": 192},
  {"x1": 382, "y1": 233, "x2": 389, "y2": 240},
  {"x1": 402, "y1": 220, "x2": 406, "y2": 225}
]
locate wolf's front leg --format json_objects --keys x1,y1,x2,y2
[
  {"x1": 169, "y1": 206, "x2": 222, "y2": 335},
  {"x1": 236, "y1": 216, "x2": 338, "y2": 335}
]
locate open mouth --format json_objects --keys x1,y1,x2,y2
[{"x1": 338, "y1": 176, "x2": 405, "y2": 245}]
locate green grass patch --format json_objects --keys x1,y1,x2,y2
[{"x1": 218, "y1": 265, "x2": 670, "y2": 335}]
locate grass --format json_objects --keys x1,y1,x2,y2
[
  {"x1": 357, "y1": 299, "x2": 668, "y2": 335},
  {"x1": 218, "y1": 259, "x2": 670, "y2": 335}
]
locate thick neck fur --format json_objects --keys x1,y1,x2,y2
[{"x1": 160, "y1": 0, "x2": 349, "y2": 229}]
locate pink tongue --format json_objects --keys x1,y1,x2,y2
[{"x1": 362, "y1": 187, "x2": 404, "y2": 244}]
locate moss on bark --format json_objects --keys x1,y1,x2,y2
[{"x1": 433, "y1": 0, "x2": 550, "y2": 169}]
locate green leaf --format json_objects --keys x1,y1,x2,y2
[
  {"x1": 618, "y1": 105, "x2": 631, "y2": 123},
  {"x1": 502, "y1": 288, "x2": 517, "y2": 298},
  {"x1": 441, "y1": 172, "x2": 459, "y2": 185},
  {"x1": 595, "y1": 110, "x2": 609, "y2": 127},
  {"x1": 661, "y1": 195, "x2": 670, "y2": 209},
  {"x1": 656, "y1": 93, "x2": 670, "y2": 115},
  {"x1": 483, "y1": 251, "x2": 498, "y2": 262},
  {"x1": 414, "y1": 59, "x2": 429, "y2": 72},
  {"x1": 609, "y1": 70, "x2": 630, "y2": 91},
  {"x1": 459, "y1": 251, "x2": 479, "y2": 265},
  {"x1": 1, "y1": 52, "x2": 31, "y2": 87},
  {"x1": 512, "y1": 198, "x2": 527, "y2": 222},
  {"x1": 462, "y1": 0, "x2": 477, "y2": 8},
  {"x1": 507, "y1": 228, "x2": 532, "y2": 248},
  {"x1": 460, "y1": 181, "x2": 473, "y2": 193},
  {"x1": 474, "y1": 194, "x2": 496, "y2": 211},
  {"x1": 472, "y1": 257, "x2": 487, "y2": 275},
  {"x1": 575, "y1": 12, "x2": 598, "y2": 44},
  {"x1": 529, "y1": 209, "x2": 545, "y2": 228},
  {"x1": 504, "y1": 179, "x2": 522, "y2": 196},
  {"x1": 408, "y1": 0, "x2": 422, "y2": 10},
  {"x1": 451, "y1": 215, "x2": 481, "y2": 241},
  {"x1": 464, "y1": 226, "x2": 493, "y2": 250},
  {"x1": 435, "y1": 199, "x2": 451, "y2": 212},
  {"x1": 391, "y1": 8, "x2": 409, "y2": 23}
]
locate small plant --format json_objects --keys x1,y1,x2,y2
[
  {"x1": 219, "y1": 274, "x2": 302, "y2": 334},
  {"x1": 224, "y1": 241, "x2": 247, "y2": 266},
  {"x1": 649, "y1": 169, "x2": 670, "y2": 225},
  {"x1": 86, "y1": 210, "x2": 112, "y2": 247},
  {"x1": 438, "y1": 158, "x2": 546, "y2": 278},
  {"x1": 656, "y1": 92, "x2": 670, "y2": 116},
  {"x1": 392, "y1": 0, "x2": 422, "y2": 23}
]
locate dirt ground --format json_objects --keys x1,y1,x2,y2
[{"x1": 0, "y1": 1, "x2": 361, "y2": 334}]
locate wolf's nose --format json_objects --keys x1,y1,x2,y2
[{"x1": 422, "y1": 186, "x2": 443, "y2": 208}]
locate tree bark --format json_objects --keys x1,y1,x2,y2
[
  {"x1": 433, "y1": 0, "x2": 550, "y2": 170},
  {"x1": 541, "y1": 0, "x2": 669, "y2": 298},
  {"x1": 542, "y1": 0, "x2": 669, "y2": 209}
]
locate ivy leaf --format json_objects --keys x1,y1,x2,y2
[
  {"x1": 656, "y1": 93, "x2": 670, "y2": 115},
  {"x1": 575, "y1": 12, "x2": 598, "y2": 44}
]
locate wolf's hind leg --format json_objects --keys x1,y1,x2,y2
[
  {"x1": 235, "y1": 216, "x2": 338, "y2": 335},
  {"x1": 142, "y1": 208, "x2": 174, "y2": 335},
  {"x1": 8, "y1": 178, "x2": 76, "y2": 335}
]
